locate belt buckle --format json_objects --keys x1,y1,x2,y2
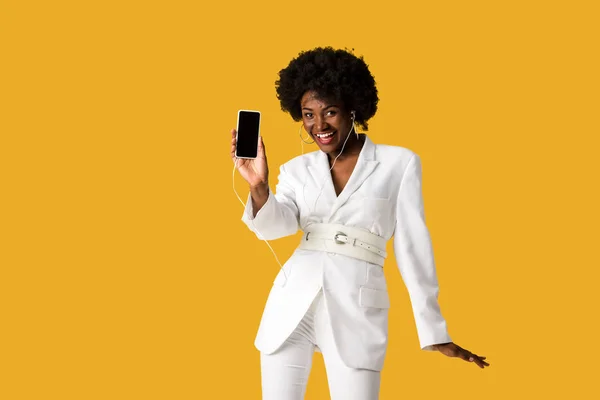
[{"x1": 334, "y1": 231, "x2": 347, "y2": 244}]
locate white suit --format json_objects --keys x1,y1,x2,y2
[{"x1": 241, "y1": 135, "x2": 451, "y2": 372}]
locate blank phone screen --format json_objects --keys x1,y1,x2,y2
[{"x1": 236, "y1": 111, "x2": 260, "y2": 158}]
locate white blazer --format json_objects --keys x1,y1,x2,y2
[{"x1": 241, "y1": 135, "x2": 451, "y2": 371}]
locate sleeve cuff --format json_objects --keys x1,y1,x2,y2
[
  {"x1": 420, "y1": 335, "x2": 452, "y2": 351},
  {"x1": 241, "y1": 189, "x2": 275, "y2": 240}
]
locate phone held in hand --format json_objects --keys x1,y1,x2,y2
[{"x1": 235, "y1": 110, "x2": 261, "y2": 159}]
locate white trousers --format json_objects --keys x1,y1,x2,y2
[{"x1": 260, "y1": 289, "x2": 381, "y2": 400}]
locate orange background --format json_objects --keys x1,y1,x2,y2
[{"x1": 1, "y1": 0, "x2": 599, "y2": 398}]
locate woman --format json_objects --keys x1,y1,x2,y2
[{"x1": 230, "y1": 47, "x2": 489, "y2": 400}]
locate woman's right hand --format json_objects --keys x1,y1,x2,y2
[{"x1": 231, "y1": 129, "x2": 269, "y2": 188}]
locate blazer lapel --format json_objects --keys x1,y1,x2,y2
[
  {"x1": 307, "y1": 151, "x2": 337, "y2": 214},
  {"x1": 329, "y1": 135, "x2": 379, "y2": 218}
]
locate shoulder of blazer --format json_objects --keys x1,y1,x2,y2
[{"x1": 374, "y1": 143, "x2": 417, "y2": 166}]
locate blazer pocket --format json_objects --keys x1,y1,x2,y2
[
  {"x1": 359, "y1": 286, "x2": 390, "y2": 309},
  {"x1": 363, "y1": 197, "x2": 392, "y2": 232},
  {"x1": 365, "y1": 263, "x2": 386, "y2": 288}
]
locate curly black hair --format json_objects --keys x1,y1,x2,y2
[{"x1": 275, "y1": 47, "x2": 379, "y2": 130}]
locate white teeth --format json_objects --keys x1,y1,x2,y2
[{"x1": 316, "y1": 132, "x2": 334, "y2": 138}]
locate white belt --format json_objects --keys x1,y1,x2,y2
[{"x1": 297, "y1": 223, "x2": 387, "y2": 266}]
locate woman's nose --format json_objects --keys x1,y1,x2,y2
[{"x1": 315, "y1": 116, "x2": 328, "y2": 132}]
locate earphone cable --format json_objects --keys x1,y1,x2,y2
[{"x1": 232, "y1": 160, "x2": 287, "y2": 280}]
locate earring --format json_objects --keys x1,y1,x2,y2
[{"x1": 299, "y1": 123, "x2": 314, "y2": 144}]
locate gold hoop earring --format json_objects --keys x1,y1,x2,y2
[{"x1": 299, "y1": 123, "x2": 314, "y2": 144}]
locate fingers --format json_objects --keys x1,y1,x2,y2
[
  {"x1": 463, "y1": 351, "x2": 490, "y2": 368},
  {"x1": 471, "y1": 356, "x2": 489, "y2": 368},
  {"x1": 463, "y1": 351, "x2": 475, "y2": 362},
  {"x1": 258, "y1": 136, "x2": 267, "y2": 161},
  {"x1": 453, "y1": 345, "x2": 488, "y2": 368},
  {"x1": 438, "y1": 343, "x2": 490, "y2": 368},
  {"x1": 231, "y1": 129, "x2": 239, "y2": 165}
]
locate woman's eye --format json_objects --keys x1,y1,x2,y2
[
  {"x1": 327, "y1": 111, "x2": 337, "y2": 116},
  {"x1": 304, "y1": 113, "x2": 312, "y2": 118}
]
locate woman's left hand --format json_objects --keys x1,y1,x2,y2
[{"x1": 433, "y1": 342, "x2": 490, "y2": 369}]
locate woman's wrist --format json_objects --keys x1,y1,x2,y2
[
  {"x1": 249, "y1": 181, "x2": 269, "y2": 194},
  {"x1": 249, "y1": 182, "x2": 269, "y2": 216}
]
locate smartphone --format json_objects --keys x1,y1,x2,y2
[{"x1": 235, "y1": 110, "x2": 261, "y2": 159}]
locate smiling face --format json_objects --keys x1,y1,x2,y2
[{"x1": 300, "y1": 90, "x2": 356, "y2": 157}]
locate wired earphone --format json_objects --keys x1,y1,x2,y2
[{"x1": 232, "y1": 111, "x2": 359, "y2": 285}]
